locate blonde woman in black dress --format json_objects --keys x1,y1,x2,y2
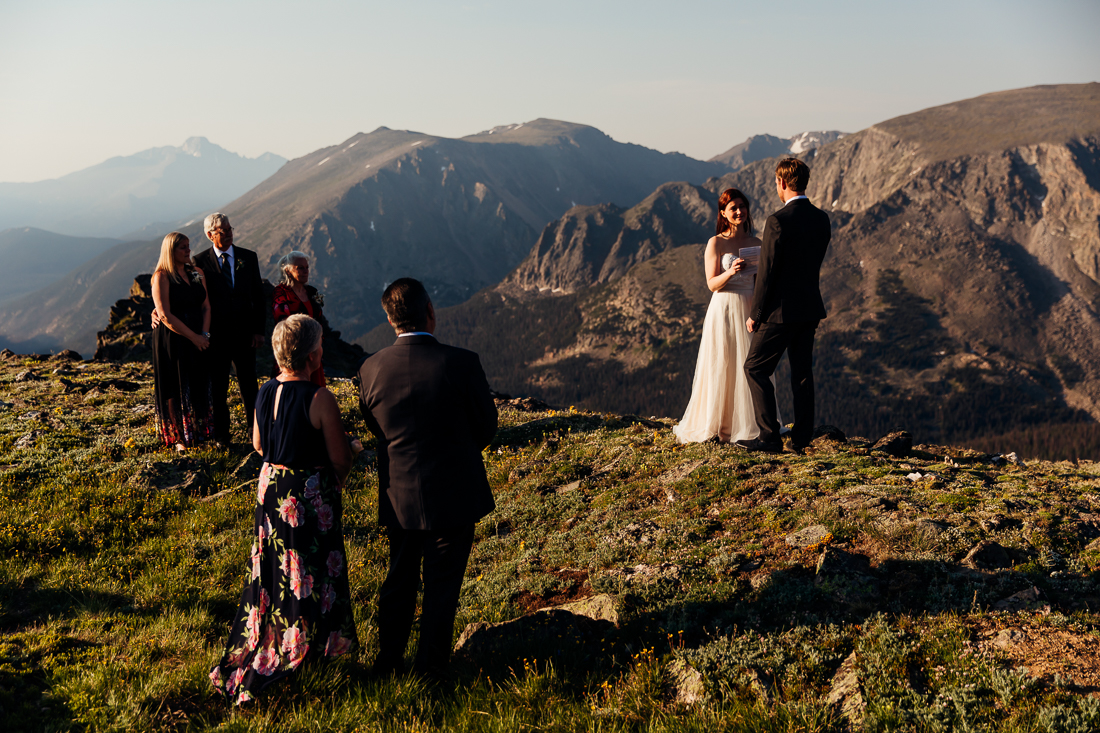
[{"x1": 151, "y1": 232, "x2": 214, "y2": 450}]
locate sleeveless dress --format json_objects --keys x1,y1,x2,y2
[
  {"x1": 151, "y1": 272, "x2": 214, "y2": 447},
  {"x1": 210, "y1": 379, "x2": 358, "y2": 705},
  {"x1": 673, "y1": 250, "x2": 779, "y2": 443}
]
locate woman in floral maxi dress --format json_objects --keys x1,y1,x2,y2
[{"x1": 211, "y1": 314, "x2": 358, "y2": 704}]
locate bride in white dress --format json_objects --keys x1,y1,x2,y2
[{"x1": 674, "y1": 188, "x2": 777, "y2": 443}]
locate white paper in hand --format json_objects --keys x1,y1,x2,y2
[{"x1": 725, "y1": 246, "x2": 760, "y2": 289}]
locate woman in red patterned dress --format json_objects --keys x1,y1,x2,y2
[{"x1": 271, "y1": 251, "x2": 327, "y2": 386}]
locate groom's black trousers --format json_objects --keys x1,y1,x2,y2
[
  {"x1": 376, "y1": 523, "x2": 475, "y2": 674},
  {"x1": 744, "y1": 320, "x2": 819, "y2": 448}
]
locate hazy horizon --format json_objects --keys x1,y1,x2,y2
[{"x1": 2, "y1": 0, "x2": 1098, "y2": 183}]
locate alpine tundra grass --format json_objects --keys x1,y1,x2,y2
[{"x1": 2, "y1": 354, "x2": 1100, "y2": 731}]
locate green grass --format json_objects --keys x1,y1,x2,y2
[{"x1": 2, "y1": 355, "x2": 1100, "y2": 730}]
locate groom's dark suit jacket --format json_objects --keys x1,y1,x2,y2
[
  {"x1": 358, "y1": 335, "x2": 497, "y2": 531},
  {"x1": 192, "y1": 246, "x2": 266, "y2": 341},
  {"x1": 750, "y1": 198, "x2": 832, "y2": 324}
]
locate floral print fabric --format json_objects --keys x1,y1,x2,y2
[{"x1": 210, "y1": 463, "x2": 358, "y2": 704}]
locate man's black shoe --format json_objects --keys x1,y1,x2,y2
[{"x1": 735, "y1": 438, "x2": 782, "y2": 453}]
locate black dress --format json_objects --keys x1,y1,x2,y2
[
  {"x1": 211, "y1": 379, "x2": 358, "y2": 705},
  {"x1": 151, "y1": 271, "x2": 214, "y2": 447}
]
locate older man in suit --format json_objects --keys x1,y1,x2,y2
[
  {"x1": 738, "y1": 158, "x2": 832, "y2": 454},
  {"x1": 358, "y1": 277, "x2": 497, "y2": 678},
  {"x1": 192, "y1": 213, "x2": 266, "y2": 444}
]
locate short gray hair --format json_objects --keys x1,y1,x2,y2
[
  {"x1": 204, "y1": 212, "x2": 231, "y2": 239},
  {"x1": 278, "y1": 250, "x2": 309, "y2": 286},
  {"x1": 272, "y1": 314, "x2": 322, "y2": 373}
]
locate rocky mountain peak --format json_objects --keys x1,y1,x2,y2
[{"x1": 179, "y1": 136, "x2": 213, "y2": 157}]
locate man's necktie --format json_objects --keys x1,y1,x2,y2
[{"x1": 219, "y1": 253, "x2": 233, "y2": 289}]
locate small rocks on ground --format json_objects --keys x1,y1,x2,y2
[
  {"x1": 785, "y1": 524, "x2": 831, "y2": 547},
  {"x1": 452, "y1": 608, "x2": 615, "y2": 667},
  {"x1": 994, "y1": 586, "x2": 1049, "y2": 613},
  {"x1": 979, "y1": 514, "x2": 1018, "y2": 532},
  {"x1": 872, "y1": 430, "x2": 912, "y2": 457},
  {"x1": 669, "y1": 659, "x2": 705, "y2": 705},
  {"x1": 538, "y1": 594, "x2": 620, "y2": 625},
  {"x1": 992, "y1": 452, "x2": 1024, "y2": 466},
  {"x1": 656, "y1": 459, "x2": 705, "y2": 486},
  {"x1": 14, "y1": 370, "x2": 42, "y2": 382},
  {"x1": 15, "y1": 431, "x2": 43, "y2": 449},
  {"x1": 603, "y1": 563, "x2": 681, "y2": 588},
  {"x1": 991, "y1": 628, "x2": 1024, "y2": 650},
  {"x1": 962, "y1": 540, "x2": 1012, "y2": 570},
  {"x1": 816, "y1": 546, "x2": 871, "y2": 578},
  {"x1": 811, "y1": 424, "x2": 847, "y2": 443},
  {"x1": 826, "y1": 652, "x2": 865, "y2": 726}
]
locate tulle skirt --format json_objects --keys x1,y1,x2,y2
[{"x1": 673, "y1": 290, "x2": 778, "y2": 443}]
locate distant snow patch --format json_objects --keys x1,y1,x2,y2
[
  {"x1": 571, "y1": 201, "x2": 576, "y2": 207},
  {"x1": 370, "y1": 221, "x2": 375, "y2": 231},
  {"x1": 346, "y1": 142, "x2": 358, "y2": 149},
  {"x1": 441, "y1": 166, "x2": 446, "y2": 171},
  {"x1": 832, "y1": 200, "x2": 839, "y2": 207},
  {"x1": 318, "y1": 157, "x2": 331, "y2": 166},
  {"x1": 556, "y1": 187, "x2": 560, "y2": 192},
  {"x1": 411, "y1": 141, "x2": 422, "y2": 146},
  {"x1": 515, "y1": 122, "x2": 524, "y2": 128}
]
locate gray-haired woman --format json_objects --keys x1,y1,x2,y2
[
  {"x1": 211, "y1": 314, "x2": 358, "y2": 705},
  {"x1": 271, "y1": 251, "x2": 327, "y2": 386}
]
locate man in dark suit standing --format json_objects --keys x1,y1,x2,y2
[
  {"x1": 358, "y1": 277, "x2": 497, "y2": 678},
  {"x1": 192, "y1": 212, "x2": 266, "y2": 444},
  {"x1": 738, "y1": 158, "x2": 832, "y2": 454}
]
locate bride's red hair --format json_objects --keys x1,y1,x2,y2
[{"x1": 715, "y1": 188, "x2": 754, "y2": 237}]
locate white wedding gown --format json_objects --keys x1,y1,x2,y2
[{"x1": 673, "y1": 261, "x2": 779, "y2": 444}]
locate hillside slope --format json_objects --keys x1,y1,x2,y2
[
  {"x1": 0, "y1": 228, "x2": 121, "y2": 305},
  {"x1": 2, "y1": 351, "x2": 1100, "y2": 730}
]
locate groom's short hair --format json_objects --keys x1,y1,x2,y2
[
  {"x1": 382, "y1": 278, "x2": 431, "y2": 332},
  {"x1": 776, "y1": 158, "x2": 811, "y2": 192}
]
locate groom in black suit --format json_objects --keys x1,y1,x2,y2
[
  {"x1": 738, "y1": 158, "x2": 831, "y2": 454},
  {"x1": 358, "y1": 278, "x2": 498, "y2": 677},
  {"x1": 192, "y1": 213, "x2": 266, "y2": 444}
]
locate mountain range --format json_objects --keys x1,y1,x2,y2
[
  {"x1": 708, "y1": 131, "x2": 846, "y2": 169},
  {"x1": 361, "y1": 83, "x2": 1100, "y2": 458},
  {"x1": 3, "y1": 85, "x2": 1097, "y2": 459},
  {"x1": 0, "y1": 137, "x2": 286, "y2": 238},
  {"x1": 0, "y1": 121, "x2": 755, "y2": 353}
]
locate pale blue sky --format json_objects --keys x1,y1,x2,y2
[{"x1": 2, "y1": 0, "x2": 1098, "y2": 182}]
